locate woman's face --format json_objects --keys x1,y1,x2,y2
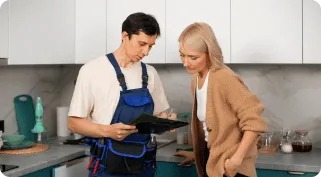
[{"x1": 179, "y1": 42, "x2": 209, "y2": 74}]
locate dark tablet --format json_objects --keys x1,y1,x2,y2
[{"x1": 130, "y1": 112, "x2": 189, "y2": 134}]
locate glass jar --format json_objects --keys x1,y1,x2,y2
[
  {"x1": 280, "y1": 135, "x2": 293, "y2": 153},
  {"x1": 291, "y1": 130, "x2": 312, "y2": 152},
  {"x1": 260, "y1": 132, "x2": 274, "y2": 150}
]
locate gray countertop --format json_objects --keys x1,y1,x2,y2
[
  {"x1": 157, "y1": 143, "x2": 321, "y2": 174},
  {"x1": 1, "y1": 144, "x2": 88, "y2": 177},
  {"x1": 256, "y1": 150, "x2": 321, "y2": 173},
  {"x1": 1, "y1": 140, "x2": 321, "y2": 177}
]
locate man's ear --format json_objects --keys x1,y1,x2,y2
[{"x1": 121, "y1": 31, "x2": 129, "y2": 41}]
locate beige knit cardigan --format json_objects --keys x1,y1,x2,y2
[{"x1": 190, "y1": 66, "x2": 268, "y2": 177}]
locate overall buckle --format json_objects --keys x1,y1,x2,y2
[
  {"x1": 117, "y1": 74, "x2": 126, "y2": 86},
  {"x1": 142, "y1": 76, "x2": 148, "y2": 84}
]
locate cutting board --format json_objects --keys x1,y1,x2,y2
[{"x1": 13, "y1": 94, "x2": 36, "y2": 141}]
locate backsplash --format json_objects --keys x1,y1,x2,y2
[
  {"x1": 1, "y1": 64, "x2": 321, "y2": 147},
  {"x1": 0, "y1": 65, "x2": 78, "y2": 137}
]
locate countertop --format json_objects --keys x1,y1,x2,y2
[
  {"x1": 1, "y1": 140, "x2": 321, "y2": 177},
  {"x1": 255, "y1": 149, "x2": 321, "y2": 173},
  {"x1": 1, "y1": 143, "x2": 88, "y2": 177},
  {"x1": 157, "y1": 143, "x2": 321, "y2": 174}
]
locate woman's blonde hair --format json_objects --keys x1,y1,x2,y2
[{"x1": 178, "y1": 22, "x2": 224, "y2": 70}]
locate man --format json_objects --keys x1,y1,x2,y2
[{"x1": 68, "y1": 12, "x2": 170, "y2": 177}]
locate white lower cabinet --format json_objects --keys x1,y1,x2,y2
[{"x1": 52, "y1": 156, "x2": 89, "y2": 177}]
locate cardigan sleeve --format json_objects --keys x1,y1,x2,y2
[{"x1": 217, "y1": 72, "x2": 268, "y2": 133}]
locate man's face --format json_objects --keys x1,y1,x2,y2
[{"x1": 122, "y1": 31, "x2": 157, "y2": 62}]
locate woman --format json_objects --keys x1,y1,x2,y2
[{"x1": 173, "y1": 22, "x2": 268, "y2": 177}]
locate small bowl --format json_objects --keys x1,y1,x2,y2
[{"x1": 2, "y1": 134, "x2": 25, "y2": 146}]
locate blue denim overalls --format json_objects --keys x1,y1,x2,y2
[{"x1": 86, "y1": 53, "x2": 157, "y2": 177}]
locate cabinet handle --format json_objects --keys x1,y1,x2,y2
[
  {"x1": 66, "y1": 158, "x2": 84, "y2": 167},
  {"x1": 61, "y1": 156, "x2": 86, "y2": 168},
  {"x1": 287, "y1": 171, "x2": 305, "y2": 175},
  {"x1": 176, "y1": 162, "x2": 193, "y2": 167}
]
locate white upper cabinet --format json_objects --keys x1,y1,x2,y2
[
  {"x1": 303, "y1": 0, "x2": 321, "y2": 64},
  {"x1": 0, "y1": 1, "x2": 9, "y2": 59},
  {"x1": 231, "y1": 0, "x2": 302, "y2": 64},
  {"x1": 106, "y1": 0, "x2": 166, "y2": 64},
  {"x1": 75, "y1": 0, "x2": 107, "y2": 64},
  {"x1": 9, "y1": 0, "x2": 75, "y2": 65},
  {"x1": 166, "y1": 0, "x2": 231, "y2": 64}
]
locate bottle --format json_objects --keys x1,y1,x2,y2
[
  {"x1": 32, "y1": 97, "x2": 47, "y2": 144},
  {"x1": 177, "y1": 113, "x2": 190, "y2": 145},
  {"x1": 147, "y1": 136, "x2": 157, "y2": 168},
  {"x1": 147, "y1": 136, "x2": 157, "y2": 149},
  {"x1": 292, "y1": 130, "x2": 312, "y2": 152}
]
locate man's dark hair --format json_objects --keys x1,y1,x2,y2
[{"x1": 122, "y1": 12, "x2": 161, "y2": 39}]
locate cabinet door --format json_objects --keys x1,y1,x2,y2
[
  {"x1": 155, "y1": 162, "x2": 198, "y2": 177},
  {"x1": 0, "y1": 1, "x2": 9, "y2": 59},
  {"x1": 106, "y1": 0, "x2": 165, "y2": 64},
  {"x1": 256, "y1": 169, "x2": 318, "y2": 177},
  {"x1": 0, "y1": 0, "x2": 9, "y2": 58},
  {"x1": 75, "y1": 0, "x2": 107, "y2": 64},
  {"x1": 9, "y1": 0, "x2": 75, "y2": 65},
  {"x1": 21, "y1": 165, "x2": 60, "y2": 177},
  {"x1": 166, "y1": 0, "x2": 231, "y2": 64},
  {"x1": 53, "y1": 156, "x2": 89, "y2": 177},
  {"x1": 303, "y1": 0, "x2": 321, "y2": 64},
  {"x1": 231, "y1": 0, "x2": 302, "y2": 64}
]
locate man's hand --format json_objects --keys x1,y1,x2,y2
[
  {"x1": 103, "y1": 123, "x2": 138, "y2": 141},
  {"x1": 159, "y1": 112, "x2": 177, "y2": 132}
]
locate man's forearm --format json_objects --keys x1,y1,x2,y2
[{"x1": 68, "y1": 116, "x2": 108, "y2": 138}]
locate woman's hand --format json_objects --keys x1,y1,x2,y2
[
  {"x1": 173, "y1": 150, "x2": 195, "y2": 165},
  {"x1": 224, "y1": 156, "x2": 242, "y2": 177}
]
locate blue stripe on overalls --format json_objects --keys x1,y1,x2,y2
[{"x1": 86, "y1": 53, "x2": 157, "y2": 177}]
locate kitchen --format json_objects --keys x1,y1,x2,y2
[{"x1": 1, "y1": 0, "x2": 321, "y2": 176}]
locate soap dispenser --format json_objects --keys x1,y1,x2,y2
[{"x1": 31, "y1": 97, "x2": 47, "y2": 144}]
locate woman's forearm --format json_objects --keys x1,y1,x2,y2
[{"x1": 232, "y1": 131, "x2": 259, "y2": 163}]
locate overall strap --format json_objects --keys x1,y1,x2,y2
[
  {"x1": 141, "y1": 62, "x2": 148, "y2": 89},
  {"x1": 106, "y1": 53, "x2": 127, "y2": 91}
]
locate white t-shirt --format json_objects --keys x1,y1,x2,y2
[
  {"x1": 196, "y1": 72, "x2": 210, "y2": 142},
  {"x1": 68, "y1": 55, "x2": 169, "y2": 125}
]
